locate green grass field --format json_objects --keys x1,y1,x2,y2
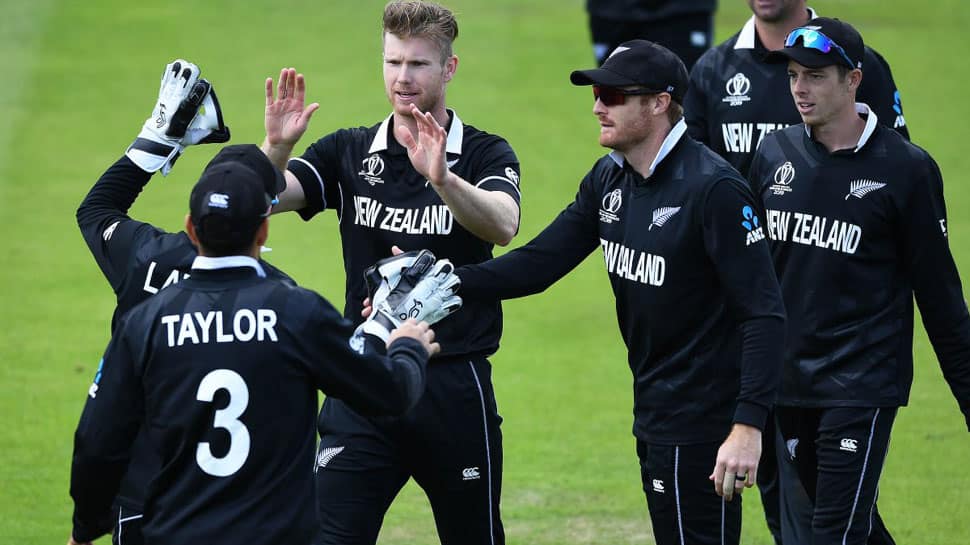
[{"x1": 1, "y1": 1, "x2": 968, "y2": 543}]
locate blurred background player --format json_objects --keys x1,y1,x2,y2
[
  {"x1": 260, "y1": 2, "x2": 521, "y2": 543},
  {"x1": 585, "y1": 0, "x2": 717, "y2": 69},
  {"x1": 683, "y1": 3, "x2": 910, "y2": 542},
  {"x1": 748, "y1": 17, "x2": 970, "y2": 545}
]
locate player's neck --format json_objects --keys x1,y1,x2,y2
[
  {"x1": 623, "y1": 126, "x2": 670, "y2": 179},
  {"x1": 809, "y1": 106, "x2": 866, "y2": 153},
  {"x1": 756, "y1": 8, "x2": 811, "y2": 51}
]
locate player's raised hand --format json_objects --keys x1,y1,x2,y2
[
  {"x1": 265, "y1": 67, "x2": 319, "y2": 148},
  {"x1": 709, "y1": 423, "x2": 761, "y2": 501},
  {"x1": 396, "y1": 104, "x2": 451, "y2": 187}
]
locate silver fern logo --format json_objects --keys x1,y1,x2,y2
[
  {"x1": 315, "y1": 446, "x2": 345, "y2": 472},
  {"x1": 845, "y1": 179, "x2": 886, "y2": 200},
  {"x1": 649, "y1": 206, "x2": 681, "y2": 230}
]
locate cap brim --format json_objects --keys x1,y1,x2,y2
[
  {"x1": 569, "y1": 67, "x2": 638, "y2": 87},
  {"x1": 764, "y1": 48, "x2": 839, "y2": 69}
]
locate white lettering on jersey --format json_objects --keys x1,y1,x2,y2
[
  {"x1": 142, "y1": 261, "x2": 190, "y2": 295},
  {"x1": 353, "y1": 196, "x2": 453, "y2": 235},
  {"x1": 720, "y1": 123, "x2": 789, "y2": 153},
  {"x1": 768, "y1": 209, "x2": 862, "y2": 254},
  {"x1": 600, "y1": 238, "x2": 666, "y2": 286},
  {"x1": 161, "y1": 309, "x2": 279, "y2": 347}
]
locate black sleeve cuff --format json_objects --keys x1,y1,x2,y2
[
  {"x1": 733, "y1": 400, "x2": 769, "y2": 431},
  {"x1": 286, "y1": 158, "x2": 325, "y2": 221}
]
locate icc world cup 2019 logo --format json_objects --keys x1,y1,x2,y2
[
  {"x1": 722, "y1": 73, "x2": 751, "y2": 106},
  {"x1": 359, "y1": 154, "x2": 386, "y2": 185},
  {"x1": 598, "y1": 188, "x2": 623, "y2": 224}
]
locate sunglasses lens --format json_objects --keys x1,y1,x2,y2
[{"x1": 593, "y1": 85, "x2": 624, "y2": 106}]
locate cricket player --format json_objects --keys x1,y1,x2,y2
[
  {"x1": 75, "y1": 59, "x2": 298, "y2": 544},
  {"x1": 748, "y1": 17, "x2": 970, "y2": 544},
  {"x1": 454, "y1": 40, "x2": 786, "y2": 545},
  {"x1": 682, "y1": 3, "x2": 909, "y2": 542},
  {"x1": 260, "y1": 2, "x2": 520, "y2": 543},
  {"x1": 68, "y1": 142, "x2": 449, "y2": 545}
]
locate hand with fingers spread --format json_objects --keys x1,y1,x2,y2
[
  {"x1": 264, "y1": 67, "x2": 319, "y2": 150},
  {"x1": 395, "y1": 104, "x2": 452, "y2": 188},
  {"x1": 710, "y1": 423, "x2": 762, "y2": 501}
]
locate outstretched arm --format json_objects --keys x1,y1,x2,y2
[{"x1": 397, "y1": 104, "x2": 519, "y2": 246}]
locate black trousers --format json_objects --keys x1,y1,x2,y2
[
  {"x1": 637, "y1": 440, "x2": 742, "y2": 545},
  {"x1": 314, "y1": 356, "x2": 503, "y2": 545},
  {"x1": 588, "y1": 12, "x2": 713, "y2": 69},
  {"x1": 776, "y1": 406, "x2": 897, "y2": 545}
]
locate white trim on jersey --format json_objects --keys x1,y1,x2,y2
[
  {"x1": 803, "y1": 103, "x2": 879, "y2": 153},
  {"x1": 191, "y1": 256, "x2": 266, "y2": 278},
  {"x1": 468, "y1": 361, "x2": 497, "y2": 545},
  {"x1": 475, "y1": 176, "x2": 521, "y2": 199},
  {"x1": 843, "y1": 408, "x2": 881, "y2": 545},
  {"x1": 289, "y1": 157, "x2": 326, "y2": 211},
  {"x1": 368, "y1": 109, "x2": 465, "y2": 156},
  {"x1": 674, "y1": 446, "x2": 686, "y2": 545},
  {"x1": 735, "y1": 8, "x2": 818, "y2": 50}
]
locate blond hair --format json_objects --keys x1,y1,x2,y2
[{"x1": 383, "y1": 1, "x2": 458, "y2": 63}]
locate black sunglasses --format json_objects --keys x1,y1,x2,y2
[{"x1": 593, "y1": 85, "x2": 659, "y2": 107}]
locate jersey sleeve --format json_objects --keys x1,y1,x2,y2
[
  {"x1": 900, "y1": 156, "x2": 970, "y2": 430},
  {"x1": 457, "y1": 170, "x2": 601, "y2": 300},
  {"x1": 286, "y1": 131, "x2": 345, "y2": 221},
  {"x1": 702, "y1": 177, "x2": 786, "y2": 429},
  {"x1": 684, "y1": 48, "x2": 716, "y2": 146},
  {"x1": 77, "y1": 156, "x2": 168, "y2": 293},
  {"x1": 858, "y1": 46, "x2": 909, "y2": 140},
  {"x1": 467, "y1": 137, "x2": 522, "y2": 204},
  {"x1": 293, "y1": 291, "x2": 429, "y2": 416},
  {"x1": 70, "y1": 323, "x2": 145, "y2": 542}
]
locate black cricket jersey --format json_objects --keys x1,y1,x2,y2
[
  {"x1": 71, "y1": 257, "x2": 431, "y2": 544},
  {"x1": 684, "y1": 8, "x2": 909, "y2": 177},
  {"x1": 76, "y1": 156, "x2": 294, "y2": 512},
  {"x1": 748, "y1": 106, "x2": 970, "y2": 428},
  {"x1": 586, "y1": 0, "x2": 716, "y2": 21},
  {"x1": 288, "y1": 110, "x2": 521, "y2": 358},
  {"x1": 458, "y1": 122, "x2": 786, "y2": 444}
]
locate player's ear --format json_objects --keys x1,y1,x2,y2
[
  {"x1": 185, "y1": 214, "x2": 201, "y2": 249},
  {"x1": 255, "y1": 218, "x2": 269, "y2": 248},
  {"x1": 443, "y1": 54, "x2": 458, "y2": 83}
]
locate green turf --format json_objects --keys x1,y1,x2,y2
[{"x1": 1, "y1": 1, "x2": 968, "y2": 543}]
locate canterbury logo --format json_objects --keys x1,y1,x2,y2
[
  {"x1": 652, "y1": 479, "x2": 665, "y2": 493},
  {"x1": 649, "y1": 207, "x2": 681, "y2": 230},
  {"x1": 462, "y1": 467, "x2": 480, "y2": 480},
  {"x1": 839, "y1": 438, "x2": 858, "y2": 453},
  {"x1": 315, "y1": 446, "x2": 345, "y2": 472},
  {"x1": 845, "y1": 179, "x2": 886, "y2": 200}
]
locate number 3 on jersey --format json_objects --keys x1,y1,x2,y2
[{"x1": 196, "y1": 369, "x2": 251, "y2": 477}]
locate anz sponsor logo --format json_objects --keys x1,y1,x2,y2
[
  {"x1": 600, "y1": 238, "x2": 665, "y2": 287},
  {"x1": 840, "y1": 438, "x2": 859, "y2": 453},
  {"x1": 358, "y1": 154, "x2": 386, "y2": 185},
  {"x1": 741, "y1": 206, "x2": 765, "y2": 246},
  {"x1": 892, "y1": 90, "x2": 906, "y2": 129},
  {"x1": 88, "y1": 358, "x2": 104, "y2": 399},
  {"x1": 599, "y1": 189, "x2": 623, "y2": 224},
  {"x1": 722, "y1": 73, "x2": 752, "y2": 107},
  {"x1": 766, "y1": 209, "x2": 862, "y2": 254},
  {"x1": 721, "y1": 122, "x2": 788, "y2": 154},
  {"x1": 770, "y1": 162, "x2": 795, "y2": 196},
  {"x1": 353, "y1": 195, "x2": 454, "y2": 235}
]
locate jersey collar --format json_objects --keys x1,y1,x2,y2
[
  {"x1": 803, "y1": 103, "x2": 879, "y2": 153},
  {"x1": 191, "y1": 255, "x2": 266, "y2": 278},
  {"x1": 735, "y1": 7, "x2": 818, "y2": 50},
  {"x1": 609, "y1": 118, "x2": 688, "y2": 179},
  {"x1": 368, "y1": 109, "x2": 465, "y2": 155}
]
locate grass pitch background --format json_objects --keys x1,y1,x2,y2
[{"x1": 1, "y1": 1, "x2": 968, "y2": 543}]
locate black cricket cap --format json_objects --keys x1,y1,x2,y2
[
  {"x1": 570, "y1": 39, "x2": 689, "y2": 104},
  {"x1": 765, "y1": 17, "x2": 865, "y2": 70},
  {"x1": 189, "y1": 144, "x2": 283, "y2": 244}
]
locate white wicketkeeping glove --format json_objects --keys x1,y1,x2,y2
[
  {"x1": 351, "y1": 251, "x2": 463, "y2": 347},
  {"x1": 126, "y1": 59, "x2": 230, "y2": 175}
]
